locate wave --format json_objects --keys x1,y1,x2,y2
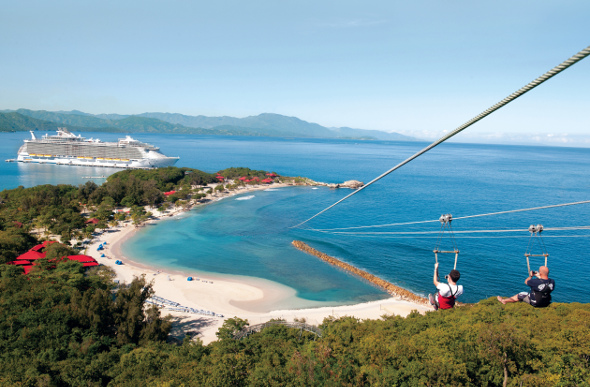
[
  {"x1": 264, "y1": 188, "x2": 280, "y2": 192},
  {"x1": 235, "y1": 195, "x2": 255, "y2": 201}
]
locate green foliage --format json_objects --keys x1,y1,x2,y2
[
  {"x1": 0, "y1": 228, "x2": 37, "y2": 264},
  {"x1": 0, "y1": 263, "x2": 171, "y2": 385}
]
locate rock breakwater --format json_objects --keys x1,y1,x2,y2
[{"x1": 292, "y1": 240, "x2": 428, "y2": 305}]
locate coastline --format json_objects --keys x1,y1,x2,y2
[{"x1": 88, "y1": 183, "x2": 432, "y2": 344}]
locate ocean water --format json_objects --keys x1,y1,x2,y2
[{"x1": 1, "y1": 131, "x2": 589, "y2": 306}]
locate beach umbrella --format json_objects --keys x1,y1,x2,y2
[{"x1": 187, "y1": 276, "x2": 193, "y2": 281}]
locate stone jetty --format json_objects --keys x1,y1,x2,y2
[{"x1": 292, "y1": 240, "x2": 428, "y2": 305}]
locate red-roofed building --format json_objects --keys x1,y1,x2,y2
[
  {"x1": 66, "y1": 255, "x2": 97, "y2": 263},
  {"x1": 164, "y1": 190, "x2": 176, "y2": 196},
  {"x1": 31, "y1": 240, "x2": 58, "y2": 252},
  {"x1": 17, "y1": 251, "x2": 46, "y2": 261},
  {"x1": 22, "y1": 265, "x2": 33, "y2": 275},
  {"x1": 6, "y1": 260, "x2": 33, "y2": 266},
  {"x1": 85, "y1": 218, "x2": 100, "y2": 225}
]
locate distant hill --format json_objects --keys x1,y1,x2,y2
[{"x1": 0, "y1": 109, "x2": 418, "y2": 141}]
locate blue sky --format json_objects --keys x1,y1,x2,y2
[{"x1": 1, "y1": 1, "x2": 589, "y2": 146}]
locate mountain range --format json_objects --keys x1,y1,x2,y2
[{"x1": 0, "y1": 109, "x2": 417, "y2": 141}]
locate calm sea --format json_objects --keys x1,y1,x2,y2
[{"x1": 1, "y1": 131, "x2": 589, "y2": 306}]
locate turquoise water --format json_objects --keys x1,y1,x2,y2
[{"x1": 2, "y1": 131, "x2": 589, "y2": 305}]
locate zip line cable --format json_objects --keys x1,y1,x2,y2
[
  {"x1": 307, "y1": 199, "x2": 590, "y2": 232},
  {"x1": 292, "y1": 45, "x2": 590, "y2": 229},
  {"x1": 315, "y1": 225, "x2": 590, "y2": 236}
]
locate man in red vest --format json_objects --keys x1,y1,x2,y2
[{"x1": 428, "y1": 262, "x2": 463, "y2": 310}]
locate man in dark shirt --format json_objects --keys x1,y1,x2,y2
[{"x1": 497, "y1": 266, "x2": 555, "y2": 307}]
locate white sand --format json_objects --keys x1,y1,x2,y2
[{"x1": 87, "y1": 183, "x2": 432, "y2": 344}]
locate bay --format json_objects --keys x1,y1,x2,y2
[{"x1": 1, "y1": 131, "x2": 589, "y2": 305}]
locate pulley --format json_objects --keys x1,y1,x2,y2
[
  {"x1": 524, "y1": 223, "x2": 549, "y2": 274},
  {"x1": 434, "y1": 213, "x2": 459, "y2": 270}
]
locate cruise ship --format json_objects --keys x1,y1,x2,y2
[{"x1": 15, "y1": 128, "x2": 179, "y2": 169}]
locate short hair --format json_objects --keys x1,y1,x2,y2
[{"x1": 449, "y1": 269, "x2": 460, "y2": 282}]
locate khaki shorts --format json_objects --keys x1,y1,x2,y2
[{"x1": 517, "y1": 292, "x2": 533, "y2": 305}]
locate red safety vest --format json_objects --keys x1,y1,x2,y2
[{"x1": 437, "y1": 284, "x2": 459, "y2": 309}]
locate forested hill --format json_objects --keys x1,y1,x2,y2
[
  {"x1": 0, "y1": 109, "x2": 417, "y2": 141},
  {"x1": 0, "y1": 172, "x2": 588, "y2": 385}
]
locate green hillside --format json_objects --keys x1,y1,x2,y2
[{"x1": 2, "y1": 108, "x2": 418, "y2": 140}]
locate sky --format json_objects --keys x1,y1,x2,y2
[{"x1": 1, "y1": 0, "x2": 589, "y2": 146}]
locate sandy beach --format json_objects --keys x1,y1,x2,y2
[{"x1": 87, "y1": 183, "x2": 432, "y2": 344}]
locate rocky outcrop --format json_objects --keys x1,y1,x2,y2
[
  {"x1": 292, "y1": 240, "x2": 428, "y2": 305},
  {"x1": 323, "y1": 180, "x2": 364, "y2": 189}
]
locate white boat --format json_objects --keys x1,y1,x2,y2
[{"x1": 16, "y1": 128, "x2": 179, "y2": 169}]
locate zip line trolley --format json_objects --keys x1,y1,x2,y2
[
  {"x1": 525, "y1": 224, "x2": 549, "y2": 274},
  {"x1": 434, "y1": 214, "x2": 459, "y2": 270}
]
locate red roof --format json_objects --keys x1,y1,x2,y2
[
  {"x1": 85, "y1": 218, "x2": 100, "y2": 224},
  {"x1": 6, "y1": 260, "x2": 32, "y2": 266},
  {"x1": 239, "y1": 176, "x2": 247, "y2": 180},
  {"x1": 22, "y1": 266, "x2": 34, "y2": 275},
  {"x1": 82, "y1": 262, "x2": 99, "y2": 267},
  {"x1": 66, "y1": 255, "x2": 97, "y2": 263},
  {"x1": 164, "y1": 190, "x2": 176, "y2": 196},
  {"x1": 30, "y1": 240, "x2": 57, "y2": 252},
  {"x1": 17, "y1": 251, "x2": 46, "y2": 261}
]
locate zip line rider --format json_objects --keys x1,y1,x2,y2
[
  {"x1": 429, "y1": 262, "x2": 463, "y2": 310},
  {"x1": 497, "y1": 266, "x2": 555, "y2": 307}
]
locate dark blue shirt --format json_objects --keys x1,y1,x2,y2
[{"x1": 527, "y1": 278, "x2": 555, "y2": 306}]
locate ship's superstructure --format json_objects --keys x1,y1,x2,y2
[{"x1": 16, "y1": 128, "x2": 179, "y2": 169}]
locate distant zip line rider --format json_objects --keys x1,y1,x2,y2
[
  {"x1": 428, "y1": 262, "x2": 463, "y2": 310},
  {"x1": 497, "y1": 266, "x2": 555, "y2": 307}
]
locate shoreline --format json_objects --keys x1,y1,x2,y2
[{"x1": 88, "y1": 182, "x2": 432, "y2": 344}]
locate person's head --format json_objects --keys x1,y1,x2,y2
[
  {"x1": 538, "y1": 266, "x2": 549, "y2": 278},
  {"x1": 448, "y1": 269, "x2": 460, "y2": 283}
]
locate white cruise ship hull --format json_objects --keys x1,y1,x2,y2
[
  {"x1": 15, "y1": 129, "x2": 179, "y2": 169},
  {"x1": 16, "y1": 153, "x2": 179, "y2": 169}
]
